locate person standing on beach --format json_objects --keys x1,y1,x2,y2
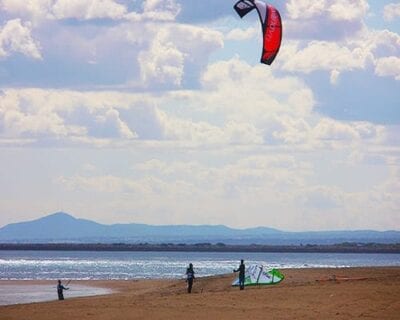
[
  {"x1": 186, "y1": 263, "x2": 195, "y2": 293},
  {"x1": 57, "y1": 280, "x2": 69, "y2": 300},
  {"x1": 233, "y1": 259, "x2": 245, "y2": 290}
]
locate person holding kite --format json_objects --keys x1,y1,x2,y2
[
  {"x1": 233, "y1": 259, "x2": 246, "y2": 290},
  {"x1": 57, "y1": 280, "x2": 69, "y2": 300}
]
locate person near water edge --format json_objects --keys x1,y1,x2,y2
[
  {"x1": 233, "y1": 259, "x2": 246, "y2": 290},
  {"x1": 186, "y1": 263, "x2": 195, "y2": 293},
  {"x1": 57, "y1": 280, "x2": 69, "y2": 300}
]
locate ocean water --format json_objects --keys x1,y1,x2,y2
[{"x1": 1, "y1": 250, "x2": 399, "y2": 280}]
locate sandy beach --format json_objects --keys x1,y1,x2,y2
[{"x1": 1, "y1": 267, "x2": 399, "y2": 320}]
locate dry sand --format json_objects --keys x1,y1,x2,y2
[{"x1": 1, "y1": 267, "x2": 399, "y2": 320}]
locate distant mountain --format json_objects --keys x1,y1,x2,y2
[{"x1": 0, "y1": 212, "x2": 399, "y2": 245}]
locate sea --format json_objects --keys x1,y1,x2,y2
[
  {"x1": 1, "y1": 250, "x2": 399, "y2": 305},
  {"x1": 1, "y1": 250, "x2": 400, "y2": 280}
]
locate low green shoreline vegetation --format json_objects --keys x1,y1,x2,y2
[{"x1": 0, "y1": 242, "x2": 399, "y2": 253}]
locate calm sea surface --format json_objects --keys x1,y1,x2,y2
[{"x1": 1, "y1": 250, "x2": 399, "y2": 280}]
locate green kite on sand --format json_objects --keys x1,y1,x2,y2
[{"x1": 232, "y1": 264, "x2": 284, "y2": 286}]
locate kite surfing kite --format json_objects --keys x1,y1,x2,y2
[
  {"x1": 232, "y1": 265, "x2": 284, "y2": 287},
  {"x1": 234, "y1": 0, "x2": 282, "y2": 65}
]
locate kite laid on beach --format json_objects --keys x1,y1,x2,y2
[
  {"x1": 233, "y1": 0, "x2": 282, "y2": 65},
  {"x1": 232, "y1": 265, "x2": 284, "y2": 286}
]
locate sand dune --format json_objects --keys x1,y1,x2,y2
[{"x1": 1, "y1": 267, "x2": 399, "y2": 319}]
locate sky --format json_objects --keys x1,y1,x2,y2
[{"x1": 0, "y1": 0, "x2": 399, "y2": 231}]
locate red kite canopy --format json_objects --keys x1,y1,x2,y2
[{"x1": 234, "y1": 0, "x2": 282, "y2": 65}]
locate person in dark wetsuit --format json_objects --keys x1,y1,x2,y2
[
  {"x1": 57, "y1": 280, "x2": 69, "y2": 300},
  {"x1": 186, "y1": 263, "x2": 195, "y2": 293},
  {"x1": 233, "y1": 259, "x2": 245, "y2": 290}
]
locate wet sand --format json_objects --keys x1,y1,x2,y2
[
  {"x1": 0, "y1": 282, "x2": 113, "y2": 306},
  {"x1": 1, "y1": 267, "x2": 399, "y2": 319}
]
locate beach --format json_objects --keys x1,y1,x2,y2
[{"x1": 1, "y1": 267, "x2": 399, "y2": 320}]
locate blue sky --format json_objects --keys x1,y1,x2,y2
[{"x1": 0, "y1": 0, "x2": 399, "y2": 231}]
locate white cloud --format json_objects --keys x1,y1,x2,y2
[
  {"x1": 285, "y1": 0, "x2": 368, "y2": 40},
  {"x1": 138, "y1": 28, "x2": 186, "y2": 87},
  {"x1": 0, "y1": 0, "x2": 128, "y2": 21},
  {"x1": 160, "y1": 113, "x2": 263, "y2": 145},
  {"x1": 330, "y1": 69, "x2": 340, "y2": 84},
  {"x1": 52, "y1": 146, "x2": 400, "y2": 230},
  {"x1": 279, "y1": 27, "x2": 400, "y2": 81},
  {"x1": 0, "y1": 56, "x2": 390, "y2": 149},
  {"x1": 52, "y1": 0, "x2": 127, "y2": 20},
  {"x1": 55, "y1": 154, "x2": 312, "y2": 227},
  {"x1": 138, "y1": 24, "x2": 223, "y2": 88},
  {"x1": 200, "y1": 57, "x2": 315, "y2": 117},
  {"x1": 0, "y1": 0, "x2": 182, "y2": 22},
  {"x1": 0, "y1": 0, "x2": 53, "y2": 21},
  {"x1": 286, "y1": 0, "x2": 369, "y2": 22},
  {"x1": 0, "y1": 19, "x2": 41, "y2": 59},
  {"x1": 357, "y1": 29, "x2": 400, "y2": 57},
  {"x1": 281, "y1": 1, "x2": 400, "y2": 82},
  {"x1": 375, "y1": 56, "x2": 400, "y2": 80},
  {"x1": 313, "y1": 118, "x2": 384, "y2": 142},
  {"x1": 384, "y1": 3, "x2": 400, "y2": 22},
  {"x1": 141, "y1": 0, "x2": 181, "y2": 21},
  {"x1": 328, "y1": 0, "x2": 369, "y2": 22},
  {"x1": 0, "y1": 89, "x2": 138, "y2": 144},
  {"x1": 225, "y1": 27, "x2": 257, "y2": 41},
  {"x1": 281, "y1": 41, "x2": 372, "y2": 75},
  {"x1": 286, "y1": 0, "x2": 326, "y2": 20}
]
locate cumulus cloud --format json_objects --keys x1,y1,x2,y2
[
  {"x1": 0, "y1": 89, "x2": 138, "y2": 145},
  {"x1": 0, "y1": 0, "x2": 183, "y2": 22},
  {"x1": 160, "y1": 113, "x2": 263, "y2": 145},
  {"x1": 286, "y1": 0, "x2": 326, "y2": 20},
  {"x1": 52, "y1": 0, "x2": 127, "y2": 20},
  {"x1": 138, "y1": 29, "x2": 186, "y2": 87},
  {"x1": 0, "y1": 4, "x2": 224, "y2": 88},
  {"x1": 225, "y1": 27, "x2": 257, "y2": 41},
  {"x1": 375, "y1": 56, "x2": 400, "y2": 80},
  {"x1": 313, "y1": 118, "x2": 384, "y2": 142},
  {"x1": 281, "y1": 41, "x2": 372, "y2": 77},
  {"x1": 55, "y1": 154, "x2": 312, "y2": 226},
  {"x1": 285, "y1": 0, "x2": 369, "y2": 40},
  {"x1": 0, "y1": 0, "x2": 128, "y2": 21},
  {"x1": 0, "y1": 19, "x2": 41, "y2": 59},
  {"x1": 0, "y1": 0, "x2": 53, "y2": 21},
  {"x1": 328, "y1": 0, "x2": 369, "y2": 22},
  {"x1": 138, "y1": 24, "x2": 223, "y2": 88},
  {"x1": 0, "y1": 56, "x2": 389, "y2": 149},
  {"x1": 286, "y1": 0, "x2": 369, "y2": 22},
  {"x1": 279, "y1": 0, "x2": 400, "y2": 82},
  {"x1": 52, "y1": 146, "x2": 400, "y2": 229},
  {"x1": 358, "y1": 29, "x2": 400, "y2": 57},
  {"x1": 141, "y1": 0, "x2": 181, "y2": 21},
  {"x1": 198, "y1": 58, "x2": 316, "y2": 141},
  {"x1": 383, "y1": 3, "x2": 400, "y2": 22},
  {"x1": 198, "y1": 58, "x2": 387, "y2": 146},
  {"x1": 279, "y1": 27, "x2": 400, "y2": 82}
]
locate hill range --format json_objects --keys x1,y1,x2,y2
[{"x1": 0, "y1": 212, "x2": 399, "y2": 245}]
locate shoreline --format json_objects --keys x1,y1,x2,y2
[
  {"x1": 1, "y1": 267, "x2": 399, "y2": 319},
  {"x1": 0, "y1": 282, "x2": 113, "y2": 306}
]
